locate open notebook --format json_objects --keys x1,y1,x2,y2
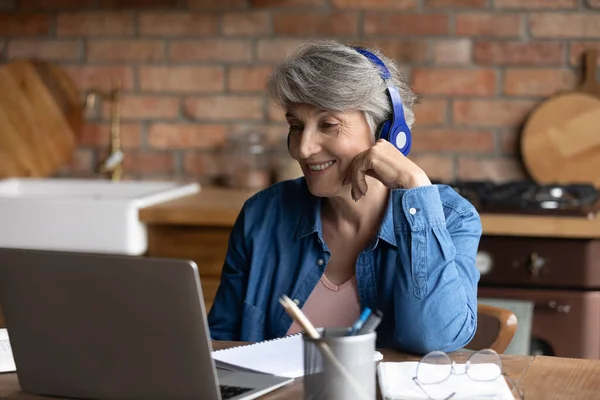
[
  {"x1": 212, "y1": 333, "x2": 384, "y2": 378},
  {"x1": 0, "y1": 329, "x2": 16, "y2": 373}
]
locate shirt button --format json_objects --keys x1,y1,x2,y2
[
  {"x1": 293, "y1": 299, "x2": 300, "y2": 305},
  {"x1": 409, "y1": 207, "x2": 417, "y2": 215},
  {"x1": 317, "y1": 258, "x2": 324, "y2": 266}
]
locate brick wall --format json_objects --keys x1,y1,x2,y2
[{"x1": 0, "y1": 0, "x2": 599, "y2": 183}]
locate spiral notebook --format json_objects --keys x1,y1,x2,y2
[{"x1": 212, "y1": 333, "x2": 383, "y2": 378}]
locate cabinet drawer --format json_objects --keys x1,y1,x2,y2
[
  {"x1": 478, "y1": 237, "x2": 600, "y2": 288},
  {"x1": 147, "y1": 225, "x2": 231, "y2": 277}
]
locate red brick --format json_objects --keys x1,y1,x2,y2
[
  {"x1": 99, "y1": 0, "x2": 179, "y2": 8},
  {"x1": 569, "y1": 42, "x2": 600, "y2": 66},
  {"x1": 87, "y1": 40, "x2": 164, "y2": 62},
  {"x1": 495, "y1": 0, "x2": 577, "y2": 8},
  {"x1": 498, "y1": 129, "x2": 519, "y2": 155},
  {"x1": 64, "y1": 66, "x2": 134, "y2": 90},
  {"x1": 0, "y1": 13, "x2": 51, "y2": 36},
  {"x1": 138, "y1": 12, "x2": 218, "y2": 36},
  {"x1": 148, "y1": 124, "x2": 227, "y2": 149},
  {"x1": 229, "y1": 66, "x2": 272, "y2": 92},
  {"x1": 425, "y1": 0, "x2": 486, "y2": 7},
  {"x1": 57, "y1": 12, "x2": 134, "y2": 37},
  {"x1": 455, "y1": 13, "x2": 521, "y2": 37},
  {"x1": 188, "y1": 0, "x2": 249, "y2": 8},
  {"x1": 474, "y1": 41, "x2": 565, "y2": 65},
  {"x1": 222, "y1": 11, "x2": 271, "y2": 36},
  {"x1": 414, "y1": 99, "x2": 448, "y2": 125},
  {"x1": 407, "y1": 154, "x2": 454, "y2": 182},
  {"x1": 589, "y1": 0, "x2": 600, "y2": 7},
  {"x1": 359, "y1": 39, "x2": 429, "y2": 63},
  {"x1": 412, "y1": 128, "x2": 495, "y2": 153},
  {"x1": 184, "y1": 96, "x2": 264, "y2": 120},
  {"x1": 256, "y1": 39, "x2": 306, "y2": 62},
  {"x1": 122, "y1": 152, "x2": 175, "y2": 174},
  {"x1": 274, "y1": 11, "x2": 358, "y2": 36},
  {"x1": 139, "y1": 67, "x2": 224, "y2": 93},
  {"x1": 412, "y1": 68, "x2": 496, "y2": 96},
  {"x1": 458, "y1": 157, "x2": 526, "y2": 182},
  {"x1": 432, "y1": 39, "x2": 471, "y2": 65},
  {"x1": 103, "y1": 96, "x2": 180, "y2": 119},
  {"x1": 183, "y1": 152, "x2": 222, "y2": 177},
  {"x1": 7, "y1": 40, "x2": 80, "y2": 61},
  {"x1": 332, "y1": 0, "x2": 417, "y2": 10},
  {"x1": 530, "y1": 13, "x2": 600, "y2": 39},
  {"x1": 503, "y1": 69, "x2": 577, "y2": 96},
  {"x1": 80, "y1": 123, "x2": 142, "y2": 149},
  {"x1": 169, "y1": 40, "x2": 252, "y2": 63},
  {"x1": 453, "y1": 99, "x2": 536, "y2": 126},
  {"x1": 364, "y1": 13, "x2": 449, "y2": 36},
  {"x1": 61, "y1": 148, "x2": 94, "y2": 175},
  {"x1": 0, "y1": 1, "x2": 15, "y2": 10},
  {"x1": 251, "y1": 0, "x2": 325, "y2": 6},
  {"x1": 20, "y1": 0, "x2": 95, "y2": 8}
]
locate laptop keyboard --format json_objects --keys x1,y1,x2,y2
[{"x1": 220, "y1": 385, "x2": 252, "y2": 399}]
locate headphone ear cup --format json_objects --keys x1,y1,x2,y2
[{"x1": 376, "y1": 120, "x2": 391, "y2": 142}]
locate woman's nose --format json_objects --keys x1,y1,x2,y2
[{"x1": 297, "y1": 128, "x2": 321, "y2": 159}]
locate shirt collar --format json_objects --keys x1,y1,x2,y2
[{"x1": 294, "y1": 185, "x2": 397, "y2": 248}]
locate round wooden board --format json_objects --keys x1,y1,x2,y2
[
  {"x1": 0, "y1": 60, "x2": 83, "y2": 178},
  {"x1": 521, "y1": 49, "x2": 600, "y2": 186}
]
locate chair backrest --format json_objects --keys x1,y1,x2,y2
[{"x1": 467, "y1": 304, "x2": 518, "y2": 354}]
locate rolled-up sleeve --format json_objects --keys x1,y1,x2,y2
[{"x1": 391, "y1": 185, "x2": 481, "y2": 354}]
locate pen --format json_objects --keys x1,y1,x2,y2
[
  {"x1": 357, "y1": 309, "x2": 383, "y2": 335},
  {"x1": 348, "y1": 307, "x2": 372, "y2": 336},
  {"x1": 278, "y1": 295, "x2": 371, "y2": 400}
]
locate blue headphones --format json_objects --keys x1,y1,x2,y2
[{"x1": 353, "y1": 47, "x2": 412, "y2": 156}]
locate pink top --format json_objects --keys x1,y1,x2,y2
[{"x1": 286, "y1": 274, "x2": 361, "y2": 335}]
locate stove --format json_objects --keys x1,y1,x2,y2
[
  {"x1": 443, "y1": 180, "x2": 600, "y2": 359},
  {"x1": 446, "y1": 181, "x2": 600, "y2": 217}
]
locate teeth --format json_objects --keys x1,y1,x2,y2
[{"x1": 308, "y1": 161, "x2": 334, "y2": 171}]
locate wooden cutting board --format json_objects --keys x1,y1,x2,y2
[
  {"x1": 0, "y1": 60, "x2": 83, "y2": 178},
  {"x1": 521, "y1": 49, "x2": 600, "y2": 186}
]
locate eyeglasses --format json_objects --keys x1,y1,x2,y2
[{"x1": 412, "y1": 348, "x2": 525, "y2": 400}]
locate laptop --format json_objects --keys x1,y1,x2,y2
[{"x1": 0, "y1": 248, "x2": 293, "y2": 399}]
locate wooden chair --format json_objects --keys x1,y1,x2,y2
[{"x1": 466, "y1": 304, "x2": 518, "y2": 354}]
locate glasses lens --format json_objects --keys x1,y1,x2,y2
[
  {"x1": 467, "y1": 349, "x2": 502, "y2": 381},
  {"x1": 417, "y1": 351, "x2": 452, "y2": 384}
]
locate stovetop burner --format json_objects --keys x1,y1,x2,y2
[{"x1": 444, "y1": 181, "x2": 600, "y2": 217}]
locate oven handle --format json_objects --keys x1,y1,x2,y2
[{"x1": 535, "y1": 300, "x2": 571, "y2": 314}]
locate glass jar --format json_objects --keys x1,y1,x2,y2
[{"x1": 221, "y1": 131, "x2": 272, "y2": 190}]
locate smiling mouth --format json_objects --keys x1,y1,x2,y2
[{"x1": 307, "y1": 161, "x2": 335, "y2": 172}]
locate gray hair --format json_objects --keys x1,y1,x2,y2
[{"x1": 266, "y1": 40, "x2": 419, "y2": 136}]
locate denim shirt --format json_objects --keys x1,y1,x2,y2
[{"x1": 207, "y1": 178, "x2": 482, "y2": 354}]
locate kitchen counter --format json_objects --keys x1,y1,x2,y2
[{"x1": 139, "y1": 186, "x2": 600, "y2": 239}]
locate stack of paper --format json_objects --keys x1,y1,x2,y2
[
  {"x1": 377, "y1": 361, "x2": 515, "y2": 400},
  {"x1": 0, "y1": 329, "x2": 16, "y2": 373}
]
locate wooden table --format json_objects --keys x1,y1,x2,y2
[{"x1": 2, "y1": 341, "x2": 600, "y2": 399}]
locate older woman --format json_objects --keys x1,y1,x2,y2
[{"x1": 207, "y1": 41, "x2": 481, "y2": 354}]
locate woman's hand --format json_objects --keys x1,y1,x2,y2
[{"x1": 343, "y1": 139, "x2": 431, "y2": 201}]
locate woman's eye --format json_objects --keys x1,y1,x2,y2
[
  {"x1": 321, "y1": 123, "x2": 338, "y2": 129},
  {"x1": 288, "y1": 125, "x2": 302, "y2": 132}
]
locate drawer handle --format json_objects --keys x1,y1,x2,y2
[
  {"x1": 537, "y1": 300, "x2": 571, "y2": 314},
  {"x1": 527, "y1": 252, "x2": 546, "y2": 277}
]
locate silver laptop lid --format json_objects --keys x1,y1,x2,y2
[{"x1": 0, "y1": 248, "x2": 221, "y2": 400}]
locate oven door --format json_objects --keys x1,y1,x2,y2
[{"x1": 479, "y1": 287, "x2": 600, "y2": 359}]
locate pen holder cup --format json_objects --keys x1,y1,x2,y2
[{"x1": 303, "y1": 328, "x2": 377, "y2": 400}]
